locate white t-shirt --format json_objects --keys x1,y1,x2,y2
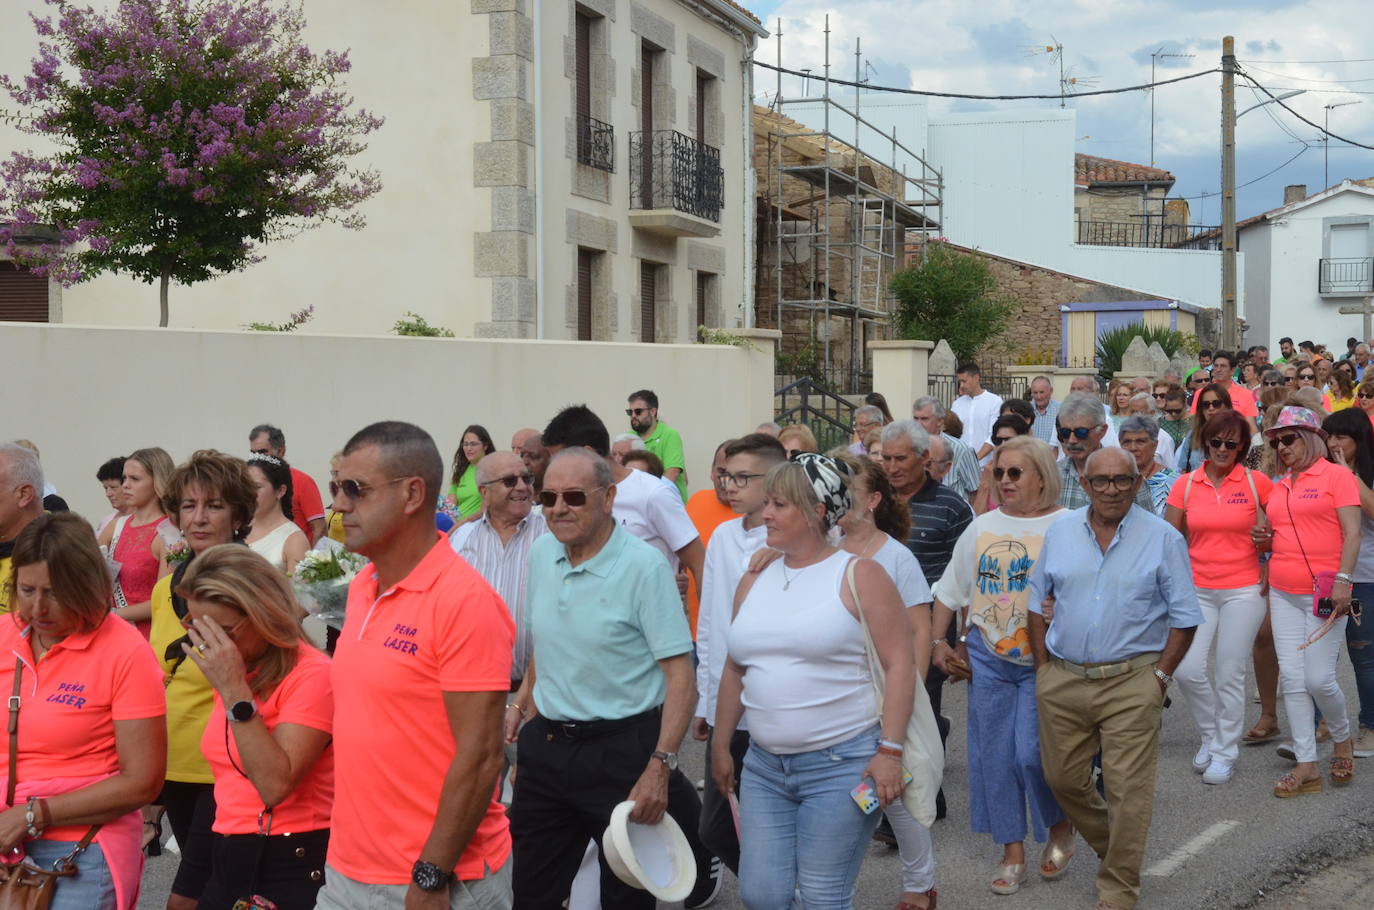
[
  {"x1": 612, "y1": 467, "x2": 699, "y2": 571},
  {"x1": 695, "y1": 517, "x2": 768, "y2": 727},
  {"x1": 951, "y1": 390, "x2": 1004, "y2": 464},
  {"x1": 863, "y1": 535, "x2": 932, "y2": 609}
]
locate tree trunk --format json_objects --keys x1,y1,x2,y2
[{"x1": 159, "y1": 266, "x2": 170, "y2": 327}]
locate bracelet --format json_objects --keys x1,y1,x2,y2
[
  {"x1": 24, "y1": 798, "x2": 41, "y2": 839},
  {"x1": 879, "y1": 738, "x2": 904, "y2": 752},
  {"x1": 876, "y1": 745, "x2": 903, "y2": 758},
  {"x1": 1334, "y1": 574, "x2": 1354, "y2": 585}
]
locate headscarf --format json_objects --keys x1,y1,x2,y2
[{"x1": 790, "y1": 452, "x2": 853, "y2": 529}]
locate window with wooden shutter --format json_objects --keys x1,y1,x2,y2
[
  {"x1": 0, "y1": 263, "x2": 49, "y2": 323},
  {"x1": 696, "y1": 71, "x2": 709, "y2": 144},
  {"x1": 575, "y1": 13, "x2": 591, "y2": 122},
  {"x1": 640, "y1": 261, "x2": 657, "y2": 343},
  {"x1": 696, "y1": 271, "x2": 711, "y2": 331},
  {"x1": 576, "y1": 248, "x2": 594, "y2": 341}
]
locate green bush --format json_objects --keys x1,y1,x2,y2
[
  {"x1": 890, "y1": 244, "x2": 1016, "y2": 362},
  {"x1": 392, "y1": 311, "x2": 455, "y2": 338},
  {"x1": 1094, "y1": 321, "x2": 1198, "y2": 382}
]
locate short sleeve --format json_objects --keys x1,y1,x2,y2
[
  {"x1": 892, "y1": 547, "x2": 932, "y2": 607},
  {"x1": 294, "y1": 470, "x2": 326, "y2": 522},
  {"x1": 1331, "y1": 467, "x2": 1361, "y2": 509},
  {"x1": 647, "y1": 483, "x2": 700, "y2": 554},
  {"x1": 434, "y1": 569, "x2": 515, "y2": 692},
  {"x1": 1252, "y1": 471, "x2": 1273, "y2": 507},
  {"x1": 660, "y1": 430, "x2": 687, "y2": 472},
  {"x1": 634, "y1": 556, "x2": 693, "y2": 661},
  {"x1": 1028, "y1": 524, "x2": 1059, "y2": 614},
  {"x1": 110, "y1": 631, "x2": 168, "y2": 721},
  {"x1": 931, "y1": 520, "x2": 977, "y2": 608},
  {"x1": 1164, "y1": 472, "x2": 1189, "y2": 509},
  {"x1": 270, "y1": 650, "x2": 334, "y2": 734}
]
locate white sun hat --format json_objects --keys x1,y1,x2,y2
[{"x1": 601, "y1": 800, "x2": 695, "y2": 901}]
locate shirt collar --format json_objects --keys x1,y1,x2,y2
[
  {"x1": 909, "y1": 475, "x2": 941, "y2": 502},
  {"x1": 367, "y1": 532, "x2": 453, "y2": 594},
  {"x1": 554, "y1": 524, "x2": 629, "y2": 578}
]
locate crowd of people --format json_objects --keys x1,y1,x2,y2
[{"x1": 0, "y1": 337, "x2": 1371, "y2": 910}]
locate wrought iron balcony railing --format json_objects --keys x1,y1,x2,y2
[
  {"x1": 1319, "y1": 257, "x2": 1374, "y2": 295},
  {"x1": 1076, "y1": 220, "x2": 1222, "y2": 250},
  {"x1": 629, "y1": 129, "x2": 724, "y2": 223},
  {"x1": 576, "y1": 115, "x2": 614, "y2": 172}
]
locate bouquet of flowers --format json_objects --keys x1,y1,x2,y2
[
  {"x1": 164, "y1": 539, "x2": 192, "y2": 565},
  {"x1": 292, "y1": 540, "x2": 369, "y2": 630}
]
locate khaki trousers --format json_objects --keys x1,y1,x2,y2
[{"x1": 1036, "y1": 658, "x2": 1162, "y2": 910}]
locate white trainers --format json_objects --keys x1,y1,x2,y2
[
  {"x1": 1202, "y1": 759, "x2": 1234, "y2": 785},
  {"x1": 1192, "y1": 744, "x2": 1212, "y2": 773},
  {"x1": 1353, "y1": 727, "x2": 1374, "y2": 759}
]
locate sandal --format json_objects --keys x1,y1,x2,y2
[
  {"x1": 1273, "y1": 772, "x2": 1322, "y2": 798},
  {"x1": 895, "y1": 890, "x2": 937, "y2": 910},
  {"x1": 1316, "y1": 719, "x2": 1331, "y2": 743},
  {"x1": 1040, "y1": 830, "x2": 1076, "y2": 880},
  {"x1": 1331, "y1": 756, "x2": 1355, "y2": 787},
  {"x1": 991, "y1": 863, "x2": 1026, "y2": 895},
  {"x1": 1243, "y1": 717, "x2": 1282, "y2": 744},
  {"x1": 142, "y1": 818, "x2": 162, "y2": 857}
]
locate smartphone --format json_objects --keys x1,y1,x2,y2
[
  {"x1": 1317, "y1": 597, "x2": 1334, "y2": 618},
  {"x1": 850, "y1": 781, "x2": 879, "y2": 815}
]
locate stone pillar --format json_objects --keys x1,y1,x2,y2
[
  {"x1": 732, "y1": 328, "x2": 781, "y2": 429},
  {"x1": 869, "y1": 340, "x2": 934, "y2": 415}
]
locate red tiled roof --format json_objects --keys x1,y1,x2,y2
[
  {"x1": 1074, "y1": 153, "x2": 1175, "y2": 187},
  {"x1": 717, "y1": 0, "x2": 761, "y2": 24}
]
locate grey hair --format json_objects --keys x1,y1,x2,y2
[
  {"x1": 249, "y1": 424, "x2": 286, "y2": 449},
  {"x1": 0, "y1": 443, "x2": 44, "y2": 495},
  {"x1": 1030, "y1": 376, "x2": 1053, "y2": 389},
  {"x1": 910, "y1": 396, "x2": 946, "y2": 418},
  {"x1": 926, "y1": 434, "x2": 947, "y2": 461},
  {"x1": 756, "y1": 421, "x2": 782, "y2": 435},
  {"x1": 1262, "y1": 369, "x2": 1283, "y2": 384},
  {"x1": 1359, "y1": 343, "x2": 1370, "y2": 354},
  {"x1": 610, "y1": 433, "x2": 646, "y2": 451},
  {"x1": 1127, "y1": 392, "x2": 1158, "y2": 415},
  {"x1": 880, "y1": 419, "x2": 932, "y2": 455},
  {"x1": 1058, "y1": 392, "x2": 1106, "y2": 426},
  {"x1": 1119, "y1": 415, "x2": 1160, "y2": 439},
  {"x1": 549, "y1": 447, "x2": 614, "y2": 488},
  {"x1": 1085, "y1": 446, "x2": 1139, "y2": 477},
  {"x1": 854, "y1": 405, "x2": 884, "y2": 423}
]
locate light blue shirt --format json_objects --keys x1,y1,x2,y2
[
  {"x1": 1031, "y1": 398, "x2": 1060, "y2": 447},
  {"x1": 527, "y1": 525, "x2": 692, "y2": 721},
  {"x1": 1029, "y1": 505, "x2": 1201, "y2": 664}
]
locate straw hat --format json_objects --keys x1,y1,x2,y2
[{"x1": 600, "y1": 800, "x2": 695, "y2": 901}]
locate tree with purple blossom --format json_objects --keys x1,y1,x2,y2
[{"x1": 0, "y1": 0, "x2": 383, "y2": 326}]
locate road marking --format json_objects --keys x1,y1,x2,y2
[{"x1": 1144, "y1": 820, "x2": 1240, "y2": 876}]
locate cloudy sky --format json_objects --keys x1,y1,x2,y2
[{"x1": 746, "y1": 0, "x2": 1374, "y2": 222}]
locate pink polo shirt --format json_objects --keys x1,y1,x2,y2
[
  {"x1": 1166, "y1": 464, "x2": 1272, "y2": 589},
  {"x1": 1268, "y1": 458, "x2": 1360, "y2": 595}
]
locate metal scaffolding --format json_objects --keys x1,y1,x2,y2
[{"x1": 758, "y1": 17, "x2": 944, "y2": 391}]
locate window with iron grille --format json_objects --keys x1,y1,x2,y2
[{"x1": 574, "y1": 11, "x2": 613, "y2": 172}]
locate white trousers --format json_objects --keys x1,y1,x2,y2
[
  {"x1": 1173, "y1": 585, "x2": 1267, "y2": 763},
  {"x1": 884, "y1": 799, "x2": 936, "y2": 893},
  {"x1": 1270, "y1": 589, "x2": 1351, "y2": 763}
]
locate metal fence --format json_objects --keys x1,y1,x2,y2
[
  {"x1": 1076, "y1": 220, "x2": 1221, "y2": 250},
  {"x1": 629, "y1": 129, "x2": 724, "y2": 222},
  {"x1": 1319, "y1": 257, "x2": 1374, "y2": 295},
  {"x1": 773, "y1": 377, "x2": 858, "y2": 452},
  {"x1": 927, "y1": 364, "x2": 1028, "y2": 405}
]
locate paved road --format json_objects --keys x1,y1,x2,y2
[{"x1": 138, "y1": 657, "x2": 1374, "y2": 909}]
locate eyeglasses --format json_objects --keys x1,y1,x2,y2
[
  {"x1": 1152, "y1": 392, "x2": 1167, "y2": 400},
  {"x1": 1298, "y1": 373, "x2": 1316, "y2": 381},
  {"x1": 329, "y1": 477, "x2": 409, "y2": 500},
  {"x1": 721, "y1": 471, "x2": 765, "y2": 488},
  {"x1": 1207, "y1": 438, "x2": 1241, "y2": 451},
  {"x1": 480, "y1": 472, "x2": 533, "y2": 489},
  {"x1": 1359, "y1": 392, "x2": 1374, "y2": 400},
  {"x1": 992, "y1": 466, "x2": 1024, "y2": 481},
  {"x1": 1085, "y1": 474, "x2": 1136, "y2": 492},
  {"x1": 1267, "y1": 433, "x2": 1302, "y2": 450},
  {"x1": 1056, "y1": 426, "x2": 1097, "y2": 441},
  {"x1": 1200, "y1": 399, "x2": 1225, "y2": 410},
  {"x1": 1262, "y1": 380, "x2": 1283, "y2": 387},
  {"x1": 1163, "y1": 407, "x2": 1186, "y2": 417},
  {"x1": 625, "y1": 407, "x2": 650, "y2": 417},
  {"x1": 536, "y1": 486, "x2": 607, "y2": 508},
  {"x1": 1190, "y1": 376, "x2": 1208, "y2": 385},
  {"x1": 992, "y1": 435, "x2": 1017, "y2": 446}
]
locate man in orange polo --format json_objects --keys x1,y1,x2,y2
[{"x1": 318, "y1": 421, "x2": 514, "y2": 910}]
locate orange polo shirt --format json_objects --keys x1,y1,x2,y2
[
  {"x1": 1269, "y1": 458, "x2": 1361, "y2": 595},
  {"x1": 1166, "y1": 465, "x2": 1272, "y2": 589},
  {"x1": 328, "y1": 535, "x2": 514, "y2": 884},
  {"x1": 1190, "y1": 383, "x2": 1259, "y2": 419},
  {"x1": 202, "y1": 645, "x2": 334, "y2": 835},
  {"x1": 684, "y1": 490, "x2": 735, "y2": 637}
]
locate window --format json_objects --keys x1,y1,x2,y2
[
  {"x1": 0, "y1": 263, "x2": 48, "y2": 322},
  {"x1": 696, "y1": 271, "x2": 715, "y2": 331},
  {"x1": 577, "y1": 248, "x2": 597, "y2": 341},
  {"x1": 696, "y1": 71, "x2": 711, "y2": 144},
  {"x1": 574, "y1": 9, "x2": 612, "y2": 171},
  {"x1": 640, "y1": 261, "x2": 659, "y2": 343}
]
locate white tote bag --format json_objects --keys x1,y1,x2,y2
[{"x1": 845, "y1": 559, "x2": 945, "y2": 826}]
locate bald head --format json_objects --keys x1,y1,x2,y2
[
  {"x1": 511, "y1": 428, "x2": 540, "y2": 451},
  {"x1": 475, "y1": 450, "x2": 526, "y2": 485},
  {"x1": 1069, "y1": 377, "x2": 1097, "y2": 396},
  {"x1": 476, "y1": 451, "x2": 534, "y2": 520},
  {"x1": 1084, "y1": 446, "x2": 1137, "y2": 477}
]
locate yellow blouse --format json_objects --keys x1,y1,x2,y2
[{"x1": 149, "y1": 574, "x2": 215, "y2": 784}]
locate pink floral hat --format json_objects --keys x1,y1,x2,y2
[{"x1": 1264, "y1": 406, "x2": 1328, "y2": 439}]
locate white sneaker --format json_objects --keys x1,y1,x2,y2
[
  {"x1": 1202, "y1": 759, "x2": 1234, "y2": 784},
  {"x1": 1353, "y1": 727, "x2": 1374, "y2": 759},
  {"x1": 1192, "y1": 744, "x2": 1212, "y2": 773}
]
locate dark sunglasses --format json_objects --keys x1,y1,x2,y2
[
  {"x1": 1359, "y1": 392, "x2": 1374, "y2": 400},
  {"x1": 1200, "y1": 399, "x2": 1225, "y2": 410},
  {"x1": 1298, "y1": 373, "x2": 1316, "y2": 381},
  {"x1": 1057, "y1": 426, "x2": 1095, "y2": 441},
  {"x1": 536, "y1": 486, "x2": 606, "y2": 508},
  {"x1": 1262, "y1": 380, "x2": 1283, "y2": 387},
  {"x1": 625, "y1": 407, "x2": 650, "y2": 416},
  {"x1": 1267, "y1": 433, "x2": 1302, "y2": 450},
  {"x1": 480, "y1": 472, "x2": 533, "y2": 489},
  {"x1": 992, "y1": 434, "x2": 1017, "y2": 446},
  {"x1": 329, "y1": 477, "x2": 408, "y2": 500},
  {"x1": 1163, "y1": 407, "x2": 1186, "y2": 417},
  {"x1": 992, "y1": 466, "x2": 1024, "y2": 481},
  {"x1": 1152, "y1": 392, "x2": 1167, "y2": 399},
  {"x1": 1207, "y1": 438, "x2": 1241, "y2": 451}
]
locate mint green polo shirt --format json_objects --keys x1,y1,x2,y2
[
  {"x1": 641, "y1": 421, "x2": 688, "y2": 501},
  {"x1": 527, "y1": 525, "x2": 692, "y2": 721}
]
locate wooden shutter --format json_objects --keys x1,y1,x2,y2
[
  {"x1": 575, "y1": 12, "x2": 591, "y2": 121},
  {"x1": 0, "y1": 263, "x2": 48, "y2": 322},
  {"x1": 640, "y1": 261, "x2": 656, "y2": 343},
  {"x1": 576, "y1": 248, "x2": 594, "y2": 341},
  {"x1": 641, "y1": 45, "x2": 654, "y2": 134},
  {"x1": 696, "y1": 71, "x2": 709, "y2": 143},
  {"x1": 696, "y1": 271, "x2": 709, "y2": 330}
]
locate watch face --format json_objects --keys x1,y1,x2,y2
[
  {"x1": 412, "y1": 860, "x2": 449, "y2": 892},
  {"x1": 229, "y1": 700, "x2": 256, "y2": 722}
]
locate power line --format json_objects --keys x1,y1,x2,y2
[
  {"x1": 1238, "y1": 57, "x2": 1374, "y2": 65},
  {"x1": 751, "y1": 59, "x2": 1222, "y2": 101},
  {"x1": 1240, "y1": 63, "x2": 1374, "y2": 84},
  {"x1": 1247, "y1": 85, "x2": 1314, "y2": 146},
  {"x1": 1175, "y1": 146, "x2": 1311, "y2": 201},
  {"x1": 1239, "y1": 70, "x2": 1374, "y2": 150}
]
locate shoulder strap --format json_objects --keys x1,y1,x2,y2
[
  {"x1": 1245, "y1": 469, "x2": 1267, "y2": 525},
  {"x1": 1183, "y1": 471, "x2": 1194, "y2": 509},
  {"x1": 108, "y1": 514, "x2": 130, "y2": 553},
  {"x1": 7, "y1": 658, "x2": 21, "y2": 807}
]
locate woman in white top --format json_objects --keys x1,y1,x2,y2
[
  {"x1": 712, "y1": 453, "x2": 916, "y2": 910},
  {"x1": 931, "y1": 436, "x2": 1075, "y2": 896},
  {"x1": 244, "y1": 455, "x2": 308, "y2": 575},
  {"x1": 836, "y1": 455, "x2": 936, "y2": 910}
]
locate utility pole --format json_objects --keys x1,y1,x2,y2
[{"x1": 1220, "y1": 36, "x2": 1238, "y2": 350}]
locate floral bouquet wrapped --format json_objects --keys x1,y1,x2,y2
[{"x1": 291, "y1": 540, "x2": 368, "y2": 630}]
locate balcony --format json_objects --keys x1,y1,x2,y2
[
  {"x1": 628, "y1": 129, "x2": 724, "y2": 238},
  {"x1": 576, "y1": 115, "x2": 614, "y2": 172},
  {"x1": 1319, "y1": 257, "x2": 1374, "y2": 296},
  {"x1": 1076, "y1": 220, "x2": 1222, "y2": 250}
]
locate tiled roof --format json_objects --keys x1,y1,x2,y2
[
  {"x1": 1190, "y1": 177, "x2": 1374, "y2": 240},
  {"x1": 1074, "y1": 153, "x2": 1175, "y2": 187},
  {"x1": 718, "y1": 0, "x2": 761, "y2": 24}
]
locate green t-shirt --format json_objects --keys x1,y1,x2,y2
[
  {"x1": 641, "y1": 421, "x2": 688, "y2": 501},
  {"x1": 448, "y1": 465, "x2": 482, "y2": 518}
]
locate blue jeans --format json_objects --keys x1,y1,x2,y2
[
  {"x1": 738, "y1": 725, "x2": 881, "y2": 910},
  {"x1": 25, "y1": 841, "x2": 115, "y2": 910},
  {"x1": 1349, "y1": 583, "x2": 1374, "y2": 730}
]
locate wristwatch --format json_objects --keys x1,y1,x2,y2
[
  {"x1": 1153, "y1": 668, "x2": 1173, "y2": 687},
  {"x1": 650, "y1": 750, "x2": 679, "y2": 771},
  {"x1": 412, "y1": 860, "x2": 454, "y2": 892},
  {"x1": 227, "y1": 699, "x2": 259, "y2": 723}
]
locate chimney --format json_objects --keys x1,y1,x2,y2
[{"x1": 1283, "y1": 184, "x2": 1307, "y2": 205}]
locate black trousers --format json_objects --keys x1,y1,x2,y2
[
  {"x1": 197, "y1": 828, "x2": 329, "y2": 910},
  {"x1": 698, "y1": 728, "x2": 750, "y2": 874},
  {"x1": 509, "y1": 711, "x2": 707, "y2": 910},
  {"x1": 160, "y1": 780, "x2": 216, "y2": 899}
]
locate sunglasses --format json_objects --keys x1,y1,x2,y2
[
  {"x1": 992, "y1": 434, "x2": 1017, "y2": 446},
  {"x1": 1267, "y1": 433, "x2": 1302, "y2": 450},
  {"x1": 1085, "y1": 474, "x2": 1136, "y2": 492},
  {"x1": 1298, "y1": 373, "x2": 1316, "y2": 381},
  {"x1": 1152, "y1": 392, "x2": 1167, "y2": 399},
  {"x1": 1163, "y1": 407, "x2": 1186, "y2": 417},
  {"x1": 1359, "y1": 392, "x2": 1374, "y2": 400},
  {"x1": 1200, "y1": 399, "x2": 1225, "y2": 410},
  {"x1": 1207, "y1": 438, "x2": 1241, "y2": 451},
  {"x1": 625, "y1": 407, "x2": 650, "y2": 417},
  {"x1": 1056, "y1": 426, "x2": 1096, "y2": 441},
  {"x1": 992, "y1": 466, "x2": 1024, "y2": 481},
  {"x1": 329, "y1": 477, "x2": 408, "y2": 500},
  {"x1": 536, "y1": 486, "x2": 607, "y2": 508},
  {"x1": 1262, "y1": 380, "x2": 1283, "y2": 387},
  {"x1": 480, "y1": 472, "x2": 533, "y2": 489}
]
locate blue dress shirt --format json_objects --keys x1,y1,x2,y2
[{"x1": 1029, "y1": 505, "x2": 1202, "y2": 664}]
